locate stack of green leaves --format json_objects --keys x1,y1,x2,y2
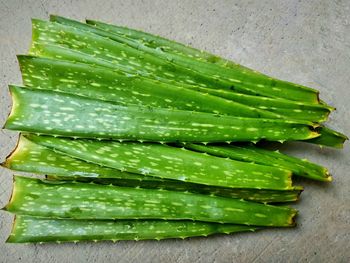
[{"x1": 1, "y1": 16, "x2": 347, "y2": 243}]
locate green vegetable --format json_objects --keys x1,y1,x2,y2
[
  {"x1": 18, "y1": 55, "x2": 281, "y2": 119},
  {"x1": 186, "y1": 86, "x2": 332, "y2": 122},
  {"x1": 24, "y1": 134, "x2": 295, "y2": 190},
  {"x1": 5, "y1": 86, "x2": 319, "y2": 143},
  {"x1": 2, "y1": 135, "x2": 146, "y2": 181},
  {"x1": 50, "y1": 15, "x2": 320, "y2": 103},
  {"x1": 47, "y1": 176, "x2": 301, "y2": 203},
  {"x1": 183, "y1": 143, "x2": 331, "y2": 182},
  {"x1": 83, "y1": 17, "x2": 320, "y2": 104},
  {"x1": 307, "y1": 126, "x2": 348, "y2": 149},
  {"x1": 18, "y1": 55, "x2": 332, "y2": 122},
  {"x1": 17, "y1": 56, "x2": 344, "y2": 147},
  {"x1": 28, "y1": 18, "x2": 346, "y2": 147},
  {"x1": 3, "y1": 136, "x2": 302, "y2": 203},
  {"x1": 29, "y1": 19, "x2": 252, "y2": 95},
  {"x1": 7, "y1": 215, "x2": 258, "y2": 243},
  {"x1": 32, "y1": 18, "x2": 318, "y2": 103},
  {"x1": 5, "y1": 176, "x2": 297, "y2": 226}
]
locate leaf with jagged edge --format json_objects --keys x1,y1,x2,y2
[
  {"x1": 18, "y1": 56, "x2": 345, "y2": 147},
  {"x1": 307, "y1": 126, "x2": 348, "y2": 149},
  {"x1": 18, "y1": 55, "x2": 333, "y2": 123},
  {"x1": 28, "y1": 18, "x2": 346, "y2": 147},
  {"x1": 47, "y1": 176, "x2": 302, "y2": 203},
  {"x1": 17, "y1": 55, "x2": 281, "y2": 119},
  {"x1": 5, "y1": 176, "x2": 297, "y2": 226},
  {"x1": 50, "y1": 15, "x2": 320, "y2": 104},
  {"x1": 29, "y1": 19, "x2": 248, "y2": 96},
  {"x1": 17, "y1": 56, "x2": 345, "y2": 147},
  {"x1": 183, "y1": 143, "x2": 331, "y2": 182},
  {"x1": 7, "y1": 215, "x2": 259, "y2": 243},
  {"x1": 2, "y1": 135, "x2": 302, "y2": 203},
  {"x1": 82, "y1": 16, "x2": 321, "y2": 104},
  {"x1": 185, "y1": 86, "x2": 333, "y2": 122},
  {"x1": 5, "y1": 86, "x2": 320, "y2": 143},
  {"x1": 23, "y1": 134, "x2": 295, "y2": 190},
  {"x1": 32, "y1": 18, "x2": 318, "y2": 103},
  {"x1": 50, "y1": 16, "x2": 347, "y2": 147}
]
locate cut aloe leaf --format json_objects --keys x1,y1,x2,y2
[
  {"x1": 83, "y1": 17, "x2": 321, "y2": 104},
  {"x1": 5, "y1": 86, "x2": 320, "y2": 143},
  {"x1": 32, "y1": 18, "x2": 318, "y2": 103},
  {"x1": 2, "y1": 136, "x2": 301, "y2": 203},
  {"x1": 47, "y1": 176, "x2": 301, "y2": 203},
  {"x1": 50, "y1": 15, "x2": 320, "y2": 104},
  {"x1": 307, "y1": 126, "x2": 348, "y2": 148},
  {"x1": 18, "y1": 55, "x2": 281, "y2": 119},
  {"x1": 183, "y1": 143, "x2": 331, "y2": 182},
  {"x1": 29, "y1": 19, "x2": 253, "y2": 95},
  {"x1": 17, "y1": 56, "x2": 342, "y2": 147},
  {"x1": 7, "y1": 215, "x2": 259, "y2": 243},
  {"x1": 18, "y1": 55, "x2": 333, "y2": 122},
  {"x1": 187, "y1": 86, "x2": 332, "y2": 122},
  {"x1": 2, "y1": 135, "x2": 147, "y2": 181},
  {"x1": 5, "y1": 176, "x2": 297, "y2": 226},
  {"x1": 25, "y1": 134, "x2": 295, "y2": 190}
]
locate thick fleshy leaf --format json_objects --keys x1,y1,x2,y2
[
  {"x1": 5, "y1": 86, "x2": 320, "y2": 143},
  {"x1": 184, "y1": 143, "x2": 331, "y2": 182},
  {"x1": 5, "y1": 176, "x2": 297, "y2": 226},
  {"x1": 25, "y1": 134, "x2": 294, "y2": 190},
  {"x1": 32, "y1": 18, "x2": 318, "y2": 103},
  {"x1": 18, "y1": 55, "x2": 280, "y2": 119},
  {"x1": 307, "y1": 126, "x2": 348, "y2": 149},
  {"x1": 7, "y1": 215, "x2": 259, "y2": 243},
  {"x1": 50, "y1": 16, "x2": 320, "y2": 104},
  {"x1": 3, "y1": 136, "x2": 302, "y2": 203},
  {"x1": 83, "y1": 16, "x2": 322, "y2": 104}
]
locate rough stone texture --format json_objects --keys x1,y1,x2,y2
[{"x1": 0, "y1": 0, "x2": 349, "y2": 262}]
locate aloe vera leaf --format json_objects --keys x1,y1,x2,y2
[
  {"x1": 18, "y1": 57, "x2": 342, "y2": 147},
  {"x1": 32, "y1": 18, "x2": 317, "y2": 103},
  {"x1": 17, "y1": 55, "x2": 281, "y2": 119},
  {"x1": 24, "y1": 134, "x2": 294, "y2": 190},
  {"x1": 3, "y1": 136, "x2": 301, "y2": 202},
  {"x1": 5, "y1": 176, "x2": 297, "y2": 226},
  {"x1": 17, "y1": 57, "x2": 342, "y2": 147},
  {"x1": 84, "y1": 17, "x2": 321, "y2": 102},
  {"x1": 7, "y1": 215, "x2": 259, "y2": 243},
  {"x1": 41, "y1": 17, "x2": 344, "y2": 148},
  {"x1": 50, "y1": 15, "x2": 319, "y2": 103},
  {"x1": 18, "y1": 57, "x2": 342, "y2": 146},
  {"x1": 307, "y1": 126, "x2": 348, "y2": 148},
  {"x1": 29, "y1": 19, "x2": 248, "y2": 94},
  {"x1": 30, "y1": 42, "x2": 263, "y2": 106},
  {"x1": 183, "y1": 143, "x2": 331, "y2": 182},
  {"x1": 187, "y1": 86, "x2": 332, "y2": 122},
  {"x1": 2, "y1": 135, "x2": 148, "y2": 181},
  {"x1": 47, "y1": 176, "x2": 302, "y2": 203},
  {"x1": 5, "y1": 86, "x2": 319, "y2": 143}
]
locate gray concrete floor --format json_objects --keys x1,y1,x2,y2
[{"x1": 0, "y1": 0, "x2": 349, "y2": 262}]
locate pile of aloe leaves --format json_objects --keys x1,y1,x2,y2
[{"x1": 1, "y1": 15, "x2": 347, "y2": 243}]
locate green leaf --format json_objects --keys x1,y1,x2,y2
[
  {"x1": 50, "y1": 15, "x2": 320, "y2": 103},
  {"x1": 3, "y1": 135, "x2": 301, "y2": 203},
  {"x1": 5, "y1": 176, "x2": 297, "y2": 226},
  {"x1": 307, "y1": 126, "x2": 348, "y2": 148},
  {"x1": 33, "y1": 18, "x2": 319, "y2": 103},
  {"x1": 25, "y1": 134, "x2": 294, "y2": 190},
  {"x1": 18, "y1": 55, "x2": 281, "y2": 119},
  {"x1": 183, "y1": 143, "x2": 331, "y2": 182},
  {"x1": 7, "y1": 215, "x2": 259, "y2": 243},
  {"x1": 5, "y1": 86, "x2": 320, "y2": 143}
]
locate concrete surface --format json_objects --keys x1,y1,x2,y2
[{"x1": 0, "y1": 0, "x2": 349, "y2": 262}]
